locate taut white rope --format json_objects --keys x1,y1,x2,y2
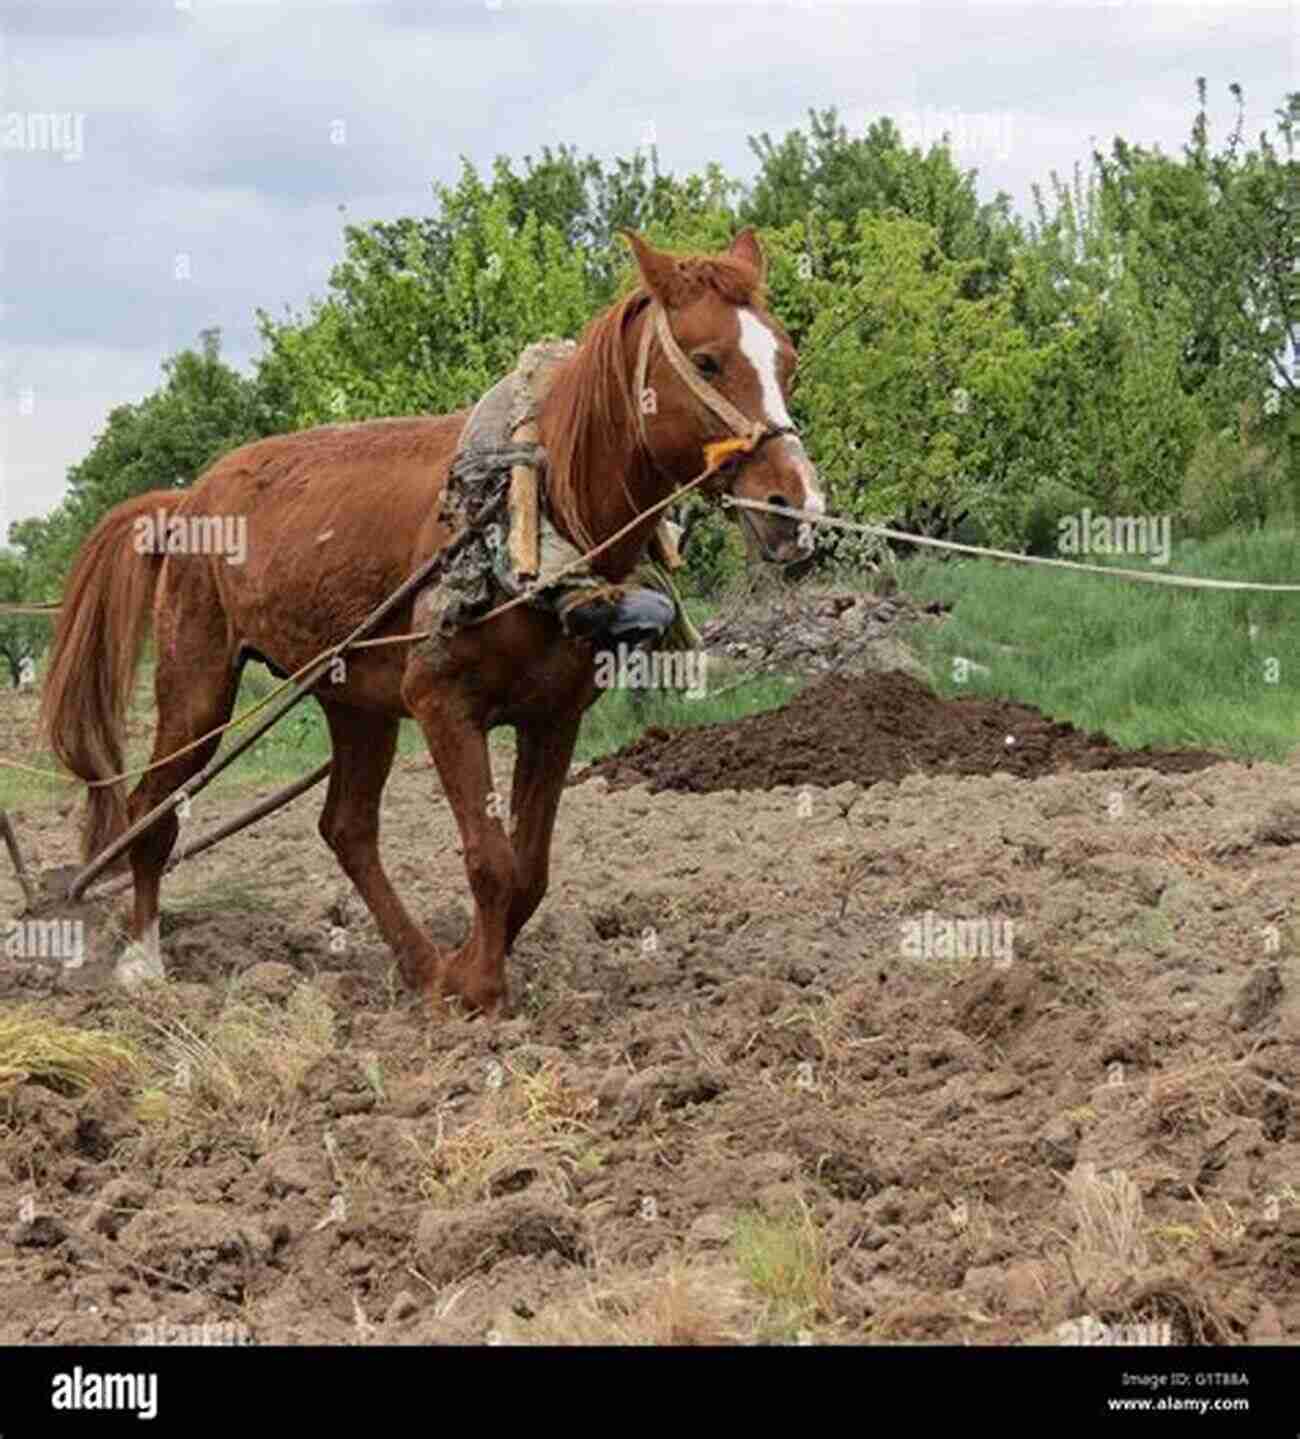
[{"x1": 723, "y1": 497, "x2": 1300, "y2": 594}]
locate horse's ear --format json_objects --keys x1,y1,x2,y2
[
  {"x1": 728, "y1": 227, "x2": 766, "y2": 281},
  {"x1": 622, "y1": 230, "x2": 679, "y2": 305}
]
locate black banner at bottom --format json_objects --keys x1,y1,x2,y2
[{"x1": 1, "y1": 1344, "x2": 1293, "y2": 1436}]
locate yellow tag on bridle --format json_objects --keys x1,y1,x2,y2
[{"x1": 703, "y1": 436, "x2": 756, "y2": 472}]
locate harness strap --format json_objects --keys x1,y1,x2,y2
[
  {"x1": 634, "y1": 301, "x2": 767, "y2": 451},
  {"x1": 633, "y1": 300, "x2": 801, "y2": 494}
]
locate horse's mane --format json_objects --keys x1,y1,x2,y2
[{"x1": 545, "y1": 253, "x2": 764, "y2": 552}]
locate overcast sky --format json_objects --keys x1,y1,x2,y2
[{"x1": 1, "y1": 0, "x2": 1293, "y2": 532}]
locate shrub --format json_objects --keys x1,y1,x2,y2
[{"x1": 1179, "y1": 406, "x2": 1292, "y2": 538}]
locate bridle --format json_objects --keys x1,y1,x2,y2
[{"x1": 632, "y1": 301, "x2": 803, "y2": 565}]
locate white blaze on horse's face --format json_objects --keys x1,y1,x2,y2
[{"x1": 736, "y1": 308, "x2": 824, "y2": 549}]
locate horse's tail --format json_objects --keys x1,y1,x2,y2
[{"x1": 40, "y1": 489, "x2": 182, "y2": 864}]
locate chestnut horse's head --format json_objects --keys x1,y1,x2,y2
[{"x1": 623, "y1": 227, "x2": 823, "y2": 565}]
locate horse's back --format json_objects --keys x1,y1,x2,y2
[
  {"x1": 191, "y1": 411, "x2": 467, "y2": 569},
  {"x1": 165, "y1": 411, "x2": 470, "y2": 674},
  {"x1": 196, "y1": 412, "x2": 467, "y2": 518}
]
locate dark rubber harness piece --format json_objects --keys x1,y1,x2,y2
[{"x1": 560, "y1": 587, "x2": 676, "y2": 653}]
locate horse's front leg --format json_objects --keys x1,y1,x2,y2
[
  {"x1": 406, "y1": 684, "x2": 514, "y2": 1017},
  {"x1": 507, "y1": 706, "x2": 584, "y2": 950}
]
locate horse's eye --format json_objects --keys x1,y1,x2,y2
[{"x1": 693, "y1": 353, "x2": 720, "y2": 377}]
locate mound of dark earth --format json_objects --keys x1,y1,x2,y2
[{"x1": 576, "y1": 670, "x2": 1225, "y2": 794}]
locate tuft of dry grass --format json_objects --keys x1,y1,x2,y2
[
  {"x1": 415, "y1": 1060, "x2": 602, "y2": 1207},
  {"x1": 0, "y1": 1007, "x2": 142, "y2": 1095},
  {"x1": 1145, "y1": 1049, "x2": 1292, "y2": 1136},
  {"x1": 1064, "y1": 1162, "x2": 1149, "y2": 1271},
  {"x1": 130, "y1": 981, "x2": 335, "y2": 1156},
  {"x1": 1103, "y1": 1276, "x2": 1248, "y2": 1346}
]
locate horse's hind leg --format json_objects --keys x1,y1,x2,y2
[
  {"x1": 316, "y1": 701, "x2": 441, "y2": 990},
  {"x1": 115, "y1": 642, "x2": 240, "y2": 987}
]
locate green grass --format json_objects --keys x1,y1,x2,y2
[
  {"x1": 894, "y1": 525, "x2": 1300, "y2": 761},
  {"x1": 0, "y1": 753, "x2": 68, "y2": 811},
  {"x1": 731, "y1": 1206, "x2": 831, "y2": 1340},
  {"x1": 215, "y1": 663, "x2": 426, "y2": 784}
]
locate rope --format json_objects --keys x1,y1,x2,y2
[{"x1": 722, "y1": 497, "x2": 1300, "y2": 593}]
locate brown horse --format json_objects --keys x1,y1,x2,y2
[{"x1": 41, "y1": 228, "x2": 823, "y2": 1016}]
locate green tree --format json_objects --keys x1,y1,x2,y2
[
  {"x1": 1093, "y1": 81, "x2": 1298, "y2": 431},
  {"x1": 0, "y1": 550, "x2": 51, "y2": 687},
  {"x1": 790, "y1": 213, "x2": 1044, "y2": 548},
  {"x1": 255, "y1": 195, "x2": 594, "y2": 429},
  {"x1": 359, "y1": 146, "x2": 691, "y2": 305},
  {"x1": 743, "y1": 108, "x2": 1019, "y2": 304},
  {"x1": 1017, "y1": 164, "x2": 1203, "y2": 522},
  {"x1": 254, "y1": 156, "x2": 742, "y2": 431}
]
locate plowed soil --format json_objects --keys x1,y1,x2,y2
[{"x1": 1, "y1": 678, "x2": 1297, "y2": 1348}]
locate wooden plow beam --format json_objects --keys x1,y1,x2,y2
[
  {"x1": 86, "y1": 760, "x2": 333, "y2": 901},
  {"x1": 0, "y1": 811, "x2": 38, "y2": 911},
  {"x1": 1, "y1": 766, "x2": 331, "y2": 910}
]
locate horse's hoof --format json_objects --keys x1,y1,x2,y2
[
  {"x1": 115, "y1": 942, "x2": 164, "y2": 991},
  {"x1": 431, "y1": 946, "x2": 506, "y2": 1019},
  {"x1": 114, "y1": 920, "x2": 164, "y2": 991},
  {"x1": 429, "y1": 987, "x2": 507, "y2": 1022}
]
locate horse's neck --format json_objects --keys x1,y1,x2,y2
[
  {"x1": 585, "y1": 430, "x2": 663, "y2": 571},
  {"x1": 540, "y1": 371, "x2": 669, "y2": 579}
]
